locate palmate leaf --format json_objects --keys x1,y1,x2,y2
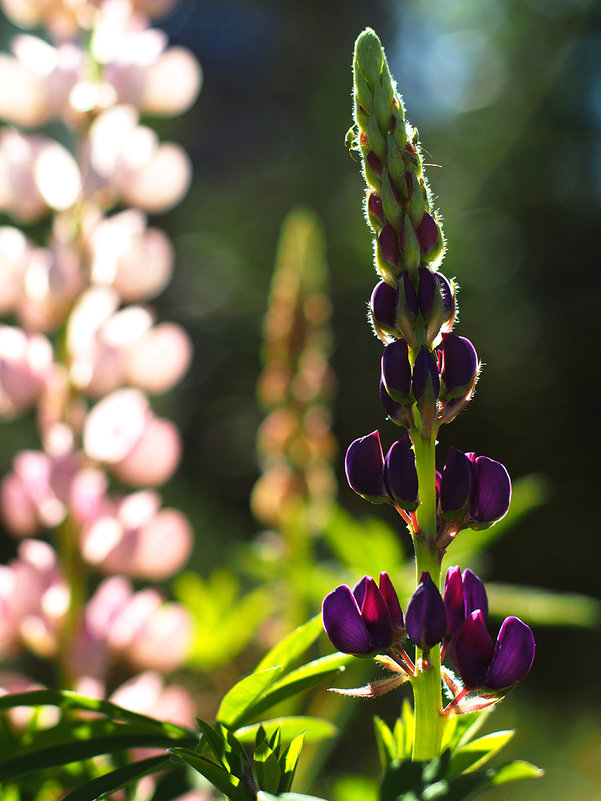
[{"x1": 170, "y1": 747, "x2": 255, "y2": 801}]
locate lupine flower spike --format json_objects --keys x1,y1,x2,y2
[{"x1": 321, "y1": 27, "x2": 535, "y2": 771}]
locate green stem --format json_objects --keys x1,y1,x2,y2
[
  {"x1": 57, "y1": 517, "x2": 86, "y2": 688},
  {"x1": 410, "y1": 429, "x2": 445, "y2": 760}
]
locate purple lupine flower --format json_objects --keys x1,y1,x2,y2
[
  {"x1": 439, "y1": 448, "x2": 511, "y2": 531},
  {"x1": 443, "y1": 565, "x2": 488, "y2": 642},
  {"x1": 434, "y1": 273, "x2": 456, "y2": 329},
  {"x1": 439, "y1": 334, "x2": 478, "y2": 400},
  {"x1": 345, "y1": 431, "x2": 389, "y2": 504},
  {"x1": 417, "y1": 211, "x2": 442, "y2": 259},
  {"x1": 383, "y1": 436, "x2": 419, "y2": 511},
  {"x1": 379, "y1": 224, "x2": 399, "y2": 268},
  {"x1": 322, "y1": 571, "x2": 404, "y2": 655},
  {"x1": 468, "y1": 455, "x2": 511, "y2": 529},
  {"x1": 405, "y1": 572, "x2": 446, "y2": 650},
  {"x1": 379, "y1": 379, "x2": 406, "y2": 424},
  {"x1": 439, "y1": 447, "x2": 473, "y2": 519},
  {"x1": 396, "y1": 271, "x2": 419, "y2": 343},
  {"x1": 370, "y1": 280, "x2": 399, "y2": 339},
  {"x1": 451, "y1": 611, "x2": 535, "y2": 690},
  {"x1": 412, "y1": 346, "x2": 440, "y2": 406},
  {"x1": 381, "y1": 339, "x2": 411, "y2": 405}
]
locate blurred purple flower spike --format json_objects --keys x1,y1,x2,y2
[
  {"x1": 452, "y1": 611, "x2": 535, "y2": 690},
  {"x1": 345, "y1": 431, "x2": 389, "y2": 504},
  {"x1": 405, "y1": 571, "x2": 446, "y2": 650},
  {"x1": 322, "y1": 572, "x2": 404, "y2": 655}
]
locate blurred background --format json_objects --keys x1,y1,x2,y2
[{"x1": 1, "y1": 0, "x2": 601, "y2": 798}]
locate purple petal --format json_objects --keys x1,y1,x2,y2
[
  {"x1": 379, "y1": 571, "x2": 404, "y2": 629},
  {"x1": 379, "y1": 380, "x2": 406, "y2": 423},
  {"x1": 370, "y1": 281, "x2": 399, "y2": 336},
  {"x1": 383, "y1": 437, "x2": 419, "y2": 511},
  {"x1": 412, "y1": 346, "x2": 440, "y2": 406},
  {"x1": 462, "y1": 568, "x2": 488, "y2": 620},
  {"x1": 406, "y1": 572, "x2": 446, "y2": 649},
  {"x1": 439, "y1": 447, "x2": 473, "y2": 517},
  {"x1": 417, "y1": 211, "x2": 441, "y2": 255},
  {"x1": 435, "y1": 273, "x2": 455, "y2": 327},
  {"x1": 360, "y1": 576, "x2": 393, "y2": 649},
  {"x1": 417, "y1": 266, "x2": 437, "y2": 317},
  {"x1": 322, "y1": 584, "x2": 374, "y2": 654},
  {"x1": 470, "y1": 456, "x2": 511, "y2": 526},
  {"x1": 440, "y1": 334, "x2": 478, "y2": 399},
  {"x1": 368, "y1": 192, "x2": 385, "y2": 225},
  {"x1": 451, "y1": 610, "x2": 494, "y2": 690},
  {"x1": 379, "y1": 224, "x2": 399, "y2": 267},
  {"x1": 381, "y1": 339, "x2": 412, "y2": 404},
  {"x1": 443, "y1": 565, "x2": 465, "y2": 641},
  {"x1": 484, "y1": 616, "x2": 535, "y2": 690},
  {"x1": 345, "y1": 432, "x2": 389, "y2": 504}
]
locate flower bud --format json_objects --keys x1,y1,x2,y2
[
  {"x1": 405, "y1": 572, "x2": 446, "y2": 649},
  {"x1": 451, "y1": 611, "x2": 535, "y2": 691},
  {"x1": 367, "y1": 192, "x2": 385, "y2": 228},
  {"x1": 412, "y1": 346, "x2": 439, "y2": 434},
  {"x1": 439, "y1": 447, "x2": 473, "y2": 520},
  {"x1": 468, "y1": 455, "x2": 511, "y2": 529},
  {"x1": 379, "y1": 379, "x2": 407, "y2": 425},
  {"x1": 396, "y1": 272, "x2": 418, "y2": 344},
  {"x1": 345, "y1": 431, "x2": 389, "y2": 504},
  {"x1": 370, "y1": 280, "x2": 399, "y2": 340},
  {"x1": 417, "y1": 268, "x2": 456, "y2": 346},
  {"x1": 443, "y1": 565, "x2": 488, "y2": 642},
  {"x1": 417, "y1": 212, "x2": 444, "y2": 264},
  {"x1": 439, "y1": 334, "x2": 478, "y2": 401},
  {"x1": 322, "y1": 571, "x2": 404, "y2": 656},
  {"x1": 381, "y1": 339, "x2": 411, "y2": 405},
  {"x1": 377, "y1": 224, "x2": 400, "y2": 281},
  {"x1": 383, "y1": 437, "x2": 418, "y2": 511}
]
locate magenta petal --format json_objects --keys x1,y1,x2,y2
[
  {"x1": 451, "y1": 610, "x2": 494, "y2": 690},
  {"x1": 360, "y1": 577, "x2": 393, "y2": 649},
  {"x1": 470, "y1": 456, "x2": 511, "y2": 525},
  {"x1": 443, "y1": 565, "x2": 465, "y2": 640},
  {"x1": 379, "y1": 571, "x2": 404, "y2": 629},
  {"x1": 345, "y1": 431, "x2": 389, "y2": 503},
  {"x1": 484, "y1": 616, "x2": 535, "y2": 690},
  {"x1": 322, "y1": 585, "x2": 374, "y2": 655}
]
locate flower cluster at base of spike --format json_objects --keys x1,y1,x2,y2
[
  {"x1": 345, "y1": 431, "x2": 511, "y2": 544},
  {"x1": 322, "y1": 568, "x2": 534, "y2": 711}
]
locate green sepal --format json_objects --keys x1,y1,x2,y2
[
  {"x1": 366, "y1": 111, "x2": 387, "y2": 161},
  {"x1": 408, "y1": 180, "x2": 426, "y2": 227},
  {"x1": 381, "y1": 169, "x2": 404, "y2": 231},
  {"x1": 387, "y1": 132, "x2": 407, "y2": 189},
  {"x1": 353, "y1": 69, "x2": 373, "y2": 119},
  {"x1": 373, "y1": 76, "x2": 395, "y2": 135},
  {"x1": 402, "y1": 215, "x2": 421, "y2": 275},
  {"x1": 354, "y1": 28, "x2": 384, "y2": 89}
]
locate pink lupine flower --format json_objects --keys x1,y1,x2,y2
[
  {"x1": 0, "y1": 227, "x2": 29, "y2": 314},
  {"x1": 1, "y1": 449, "x2": 76, "y2": 536},
  {"x1": 79, "y1": 489, "x2": 193, "y2": 579},
  {"x1": 0, "y1": 539, "x2": 69, "y2": 659},
  {"x1": 82, "y1": 105, "x2": 191, "y2": 213},
  {"x1": 83, "y1": 388, "x2": 181, "y2": 486},
  {"x1": 0, "y1": 327, "x2": 54, "y2": 417},
  {"x1": 87, "y1": 209, "x2": 174, "y2": 302},
  {"x1": 0, "y1": 130, "x2": 81, "y2": 221}
]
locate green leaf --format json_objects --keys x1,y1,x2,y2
[
  {"x1": 394, "y1": 698, "x2": 414, "y2": 760},
  {"x1": 257, "y1": 616, "x2": 324, "y2": 673},
  {"x1": 486, "y1": 583, "x2": 601, "y2": 628},
  {"x1": 243, "y1": 653, "x2": 351, "y2": 721},
  {"x1": 0, "y1": 690, "x2": 193, "y2": 739},
  {"x1": 279, "y1": 732, "x2": 305, "y2": 793},
  {"x1": 170, "y1": 748, "x2": 255, "y2": 801},
  {"x1": 448, "y1": 730, "x2": 514, "y2": 777},
  {"x1": 236, "y1": 717, "x2": 337, "y2": 745},
  {"x1": 0, "y1": 721, "x2": 186, "y2": 783},
  {"x1": 257, "y1": 793, "x2": 329, "y2": 801},
  {"x1": 488, "y1": 760, "x2": 544, "y2": 785},
  {"x1": 217, "y1": 667, "x2": 283, "y2": 729},
  {"x1": 60, "y1": 756, "x2": 171, "y2": 801},
  {"x1": 254, "y1": 742, "x2": 282, "y2": 793},
  {"x1": 373, "y1": 716, "x2": 396, "y2": 767}
]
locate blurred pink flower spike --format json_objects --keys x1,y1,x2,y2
[
  {"x1": 0, "y1": 326, "x2": 53, "y2": 417},
  {"x1": 0, "y1": 539, "x2": 69, "y2": 659},
  {"x1": 88, "y1": 209, "x2": 174, "y2": 302},
  {"x1": 0, "y1": 130, "x2": 81, "y2": 222},
  {"x1": 80, "y1": 488, "x2": 193, "y2": 580},
  {"x1": 83, "y1": 388, "x2": 182, "y2": 486},
  {"x1": 0, "y1": 672, "x2": 59, "y2": 730}
]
